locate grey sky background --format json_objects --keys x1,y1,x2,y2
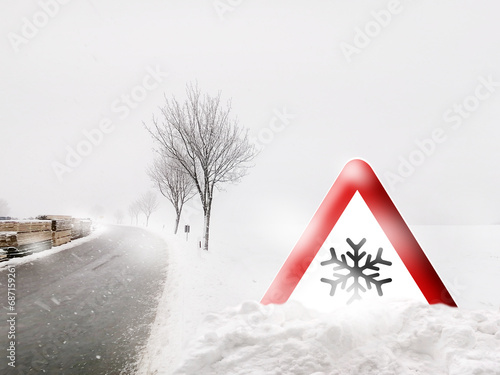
[{"x1": 1, "y1": 1, "x2": 500, "y2": 253}]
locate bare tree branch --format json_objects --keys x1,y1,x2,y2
[
  {"x1": 114, "y1": 209, "x2": 125, "y2": 224},
  {"x1": 137, "y1": 191, "x2": 160, "y2": 227},
  {"x1": 145, "y1": 83, "x2": 256, "y2": 250},
  {"x1": 147, "y1": 155, "x2": 195, "y2": 233},
  {"x1": 128, "y1": 201, "x2": 141, "y2": 225}
]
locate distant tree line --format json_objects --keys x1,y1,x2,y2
[{"x1": 127, "y1": 191, "x2": 159, "y2": 227}]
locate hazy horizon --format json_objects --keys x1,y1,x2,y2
[{"x1": 2, "y1": 0, "x2": 500, "y2": 243}]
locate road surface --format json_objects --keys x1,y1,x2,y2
[{"x1": 0, "y1": 225, "x2": 169, "y2": 374}]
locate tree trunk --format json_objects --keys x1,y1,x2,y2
[
  {"x1": 174, "y1": 213, "x2": 180, "y2": 234},
  {"x1": 203, "y1": 201, "x2": 212, "y2": 251},
  {"x1": 146, "y1": 214, "x2": 150, "y2": 227}
]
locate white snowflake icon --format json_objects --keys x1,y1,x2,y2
[{"x1": 320, "y1": 238, "x2": 392, "y2": 304}]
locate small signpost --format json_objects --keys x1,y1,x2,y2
[{"x1": 184, "y1": 225, "x2": 190, "y2": 241}]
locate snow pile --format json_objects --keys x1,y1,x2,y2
[
  {"x1": 137, "y1": 233, "x2": 185, "y2": 375},
  {"x1": 139, "y1": 225, "x2": 500, "y2": 374},
  {"x1": 173, "y1": 300, "x2": 500, "y2": 375}
]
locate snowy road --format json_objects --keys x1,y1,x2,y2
[{"x1": 0, "y1": 225, "x2": 169, "y2": 374}]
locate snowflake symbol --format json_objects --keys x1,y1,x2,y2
[{"x1": 320, "y1": 238, "x2": 392, "y2": 304}]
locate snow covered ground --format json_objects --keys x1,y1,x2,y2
[
  {"x1": 173, "y1": 301, "x2": 500, "y2": 375},
  {"x1": 139, "y1": 225, "x2": 500, "y2": 374}
]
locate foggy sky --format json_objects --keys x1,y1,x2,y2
[{"x1": 2, "y1": 0, "x2": 500, "y2": 249}]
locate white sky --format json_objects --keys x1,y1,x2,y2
[{"x1": 1, "y1": 0, "x2": 500, "y2": 245}]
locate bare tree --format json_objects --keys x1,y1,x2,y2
[
  {"x1": 138, "y1": 191, "x2": 159, "y2": 227},
  {"x1": 114, "y1": 209, "x2": 125, "y2": 224},
  {"x1": 128, "y1": 201, "x2": 141, "y2": 225},
  {"x1": 148, "y1": 155, "x2": 195, "y2": 234},
  {"x1": 146, "y1": 84, "x2": 256, "y2": 250},
  {"x1": 0, "y1": 199, "x2": 10, "y2": 217}
]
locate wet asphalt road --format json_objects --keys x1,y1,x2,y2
[{"x1": 0, "y1": 225, "x2": 169, "y2": 374}]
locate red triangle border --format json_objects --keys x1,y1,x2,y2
[{"x1": 261, "y1": 159, "x2": 457, "y2": 307}]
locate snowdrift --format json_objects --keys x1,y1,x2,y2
[{"x1": 174, "y1": 300, "x2": 500, "y2": 375}]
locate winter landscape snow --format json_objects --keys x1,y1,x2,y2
[
  {"x1": 138, "y1": 225, "x2": 500, "y2": 374},
  {"x1": 3, "y1": 0, "x2": 500, "y2": 373},
  {"x1": 173, "y1": 301, "x2": 500, "y2": 375}
]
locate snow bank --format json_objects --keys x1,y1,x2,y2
[
  {"x1": 139, "y1": 225, "x2": 500, "y2": 374},
  {"x1": 174, "y1": 300, "x2": 500, "y2": 375},
  {"x1": 137, "y1": 232, "x2": 185, "y2": 374}
]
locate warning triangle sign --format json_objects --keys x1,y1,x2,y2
[{"x1": 261, "y1": 159, "x2": 456, "y2": 309}]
